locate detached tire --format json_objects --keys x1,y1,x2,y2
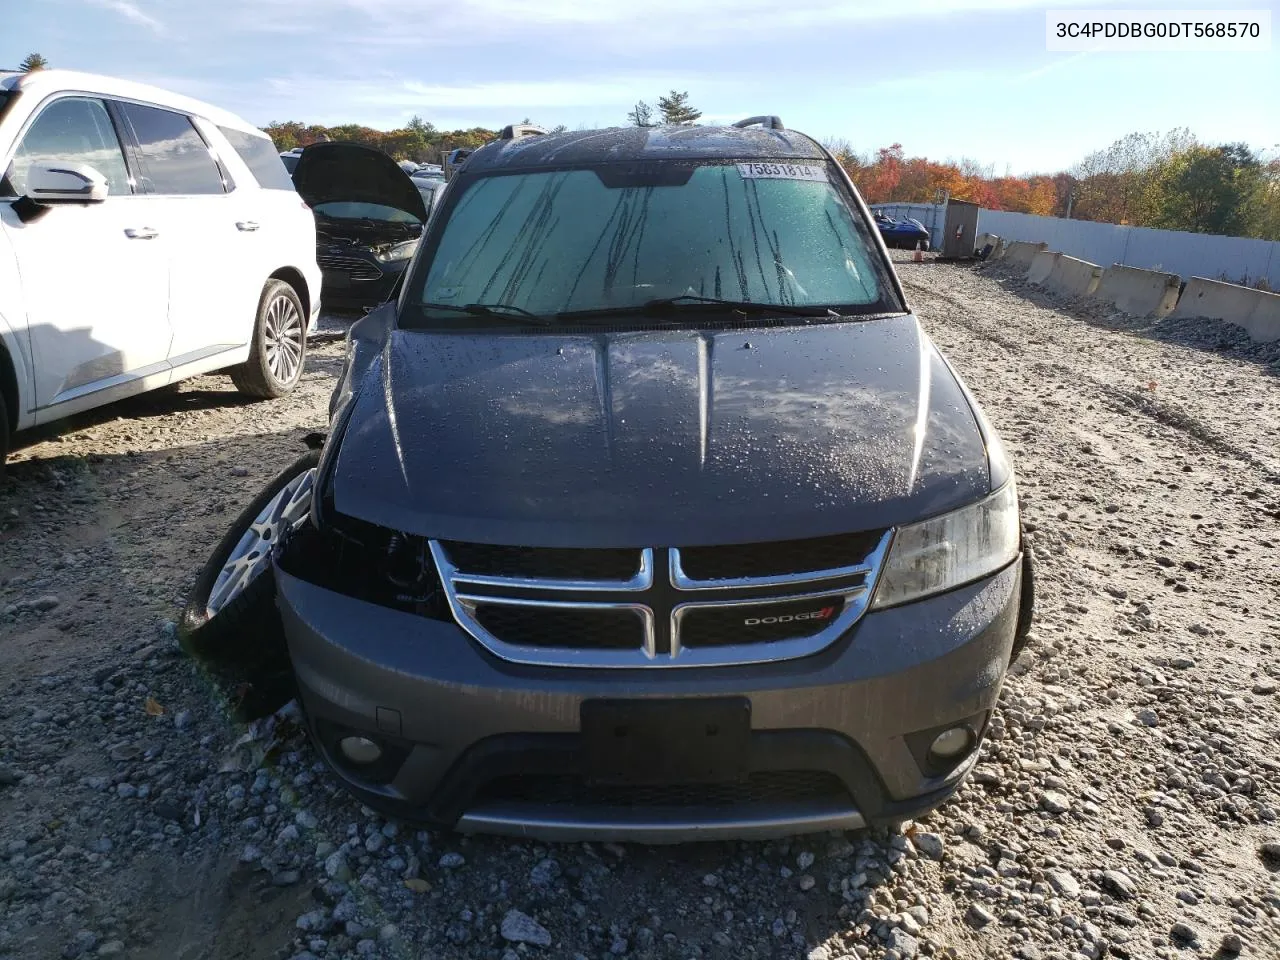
[
  {"x1": 231, "y1": 279, "x2": 307, "y2": 399},
  {"x1": 179, "y1": 450, "x2": 320, "y2": 670}
]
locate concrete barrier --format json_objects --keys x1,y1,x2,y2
[
  {"x1": 1027, "y1": 250, "x2": 1059, "y2": 285},
  {"x1": 1172, "y1": 277, "x2": 1280, "y2": 343},
  {"x1": 1004, "y1": 240, "x2": 1048, "y2": 269},
  {"x1": 1091, "y1": 264, "x2": 1181, "y2": 317},
  {"x1": 1044, "y1": 254, "x2": 1104, "y2": 297}
]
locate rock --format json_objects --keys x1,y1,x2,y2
[
  {"x1": 438, "y1": 852, "x2": 465, "y2": 869},
  {"x1": 1100, "y1": 870, "x2": 1136, "y2": 900},
  {"x1": 63, "y1": 931, "x2": 97, "y2": 958},
  {"x1": 96, "y1": 942, "x2": 125, "y2": 956},
  {"x1": 914, "y1": 832, "x2": 945, "y2": 859},
  {"x1": 324, "y1": 852, "x2": 351, "y2": 881},
  {"x1": 115, "y1": 783, "x2": 137, "y2": 799},
  {"x1": 240, "y1": 844, "x2": 262, "y2": 863},
  {"x1": 355, "y1": 940, "x2": 376, "y2": 956},
  {"x1": 0, "y1": 766, "x2": 20, "y2": 787},
  {"x1": 797, "y1": 851, "x2": 816, "y2": 870},
  {"x1": 885, "y1": 929, "x2": 920, "y2": 958},
  {"x1": 1135, "y1": 708, "x2": 1159, "y2": 727},
  {"x1": 1046, "y1": 869, "x2": 1080, "y2": 898},
  {"x1": 1170, "y1": 921, "x2": 1198, "y2": 943},
  {"x1": 1253, "y1": 679, "x2": 1277, "y2": 695},
  {"x1": 1040, "y1": 790, "x2": 1071, "y2": 814},
  {"x1": 798, "y1": 875, "x2": 816, "y2": 891},
  {"x1": 364, "y1": 832, "x2": 383, "y2": 853},
  {"x1": 296, "y1": 910, "x2": 328, "y2": 932},
  {"x1": 1221, "y1": 933, "x2": 1244, "y2": 954},
  {"x1": 1170, "y1": 657, "x2": 1196, "y2": 669},
  {"x1": 173, "y1": 709, "x2": 193, "y2": 731},
  {"x1": 501, "y1": 909, "x2": 552, "y2": 947},
  {"x1": 32, "y1": 595, "x2": 60, "y2": 612},
  {"x1": 966, "y1": 904, "x2": 995, "y2": 927},
  {"x1": 230, "y1": 466, "x2": 250, "y2": 477},
  {"x1": 530, "y1": 858, "x2": 561, "y2": 887},
  {"x1": 1259, "y1": 841, "x2": 1280, "y2": 865}
]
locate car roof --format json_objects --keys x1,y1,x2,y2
[
  {"x1": 0, "y1": 69, "x2": 264, "y2": 136},
  {"x1": 461, "y1": 124, "x2": 826, "y2": 175}
]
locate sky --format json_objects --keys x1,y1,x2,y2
[{"x1": 5, "y1": 0, "x2": 1278, "y2": 174}]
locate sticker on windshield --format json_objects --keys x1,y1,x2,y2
[
  {"x1": 737, "y1": 162, "x2": 828, "y2": 182},
  {"x1": 433, "y1": 286, "x2": 461, "y2": 300}
]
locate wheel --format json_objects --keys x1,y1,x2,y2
[
  {"x1": 231, "y1": 279, "x2": 307, "y2": 399},
  {"x1": 179, "y1": 449, "x2": 320, "y2": 669},
  {"x1": 1010, "y1": 549, "x2": 1035, "y2": 662}
]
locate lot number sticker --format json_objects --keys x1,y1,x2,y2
[{"x1": 738, "y1": 162, "x2": 827, "y2": 181}]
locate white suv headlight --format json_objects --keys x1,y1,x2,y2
[
  {"x1": 375, "y1": 240, "x2": 419, "y2": 263},
  {"x1": 870, "y1": 482, "x2": 1020, "y2": 610}
]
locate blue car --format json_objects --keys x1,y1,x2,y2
[{"x1": 875, "y1": 214, "x2": 931, "y2": 250}]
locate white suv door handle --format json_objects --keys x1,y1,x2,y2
[
  {"x1": 236, "y1": 221, "x2": 260, "y2": 232},
  {"x1": 124, "y1": 227, "x2": 159, "y2": 240}
]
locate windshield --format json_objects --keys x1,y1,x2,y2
[
  {"x1": 413, "y1": 162, "x2": 895, "y2": 322},
  {"x1": 314, "y1": 200, "x2": 420, "y2": 223}
]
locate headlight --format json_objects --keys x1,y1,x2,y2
[
  {"x1": 870, "y1": 482, "x2": 1020, "y2": 610},
  {"x1": 374, "y1": 240, "x2": 419, "y2": 263}
]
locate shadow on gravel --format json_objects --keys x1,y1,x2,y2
[{"x1": 959, "y1": 260, "x2": 1280, "y2": 382}]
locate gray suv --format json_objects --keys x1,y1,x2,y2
[{"x1": 273, "y1": 118, "x2": 1032, "y2": 842}]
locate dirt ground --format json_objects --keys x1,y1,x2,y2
[{"x1": 1, "y1": 265, "x2": 1277, "y2": 960}]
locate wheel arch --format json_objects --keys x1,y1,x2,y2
[{"x1": 268, "y1": 267, "x2": 310, "y2": 322}]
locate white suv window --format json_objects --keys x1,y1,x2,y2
[
  {"x1": 118, "y1": 101, "x2": 226, "y2": 195},
  {"x1": 2, "y1": 96, "x2": 131, "y2": 197}
]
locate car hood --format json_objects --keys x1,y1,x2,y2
[
  {"x1": 291, "y1": 141, "x2": 428, "y2": 222},
  {"x1": 330, "y1": 315, "x2": 993, "y2": 548}
]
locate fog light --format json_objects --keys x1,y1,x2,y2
[
  {"x1": 928, "y1": 726, "x2": 974, "y2": 761},
  {"x1": 339, "y1": 736, "x2": 383, "y2": 765}
]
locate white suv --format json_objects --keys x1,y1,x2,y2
[{"x1": 0, "y1": 69, "x2": 322, "y2": 472}]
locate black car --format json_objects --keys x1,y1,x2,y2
[
  {"x1": 291, "y1": 142, "x2": 429, "y2": 311},
  {"x1": 184, "y1": 118, "x2": 1031, "y2": 842}
]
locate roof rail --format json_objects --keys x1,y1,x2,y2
[
  {"x1": 500, "y1": 123, "x2": 547, "y2": 140},
  {"x1": 732, "y1": 115, "x2": 784, "y2": 131}
]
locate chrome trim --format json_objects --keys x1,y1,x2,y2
[
  {"x1": 442, "y1": 545, "x2": 652, "y2": 593},
  {"x1": 669, "y1": 531, "x2": 891, "y2": 591},
  {"x1": 452, "y1": 592, "x2": 657, "y2": 667},
  {"x1": 669, "y1": 585, "x2": 869, "y2": 664},
  {"x1": 456, "y1": 801, "x2": 866, "y2": 843}
]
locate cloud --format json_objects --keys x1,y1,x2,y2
[{"x1": 86, "y1": 0, "x2": 163, "y2": 32}]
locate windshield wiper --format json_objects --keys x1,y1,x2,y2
[
  {"x1": 555, "y1": 295, "x2": 839, "y2": 322},
  {"x1": 418, "y1": 302, "x2": 553, "y2": 327}
]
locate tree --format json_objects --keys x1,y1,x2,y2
[
  {"x1": 626, "y1": 101, "x2": 654, "y2": 127},
  {"x1": 548, "y1": 124, "x2": 568, "y2": 134},
  {"x1": 1150, "y1": 143, "x2": 1260, "y2": 235},
  {"x1": 20, "y1": 53, "x2": 49, "y2": 72},
  {"x1": 656, "y1": 91, "x2": 701, "y2": 125},
  {"x1": 406, "y1": 115, "x2": 435, "y2": 136}
]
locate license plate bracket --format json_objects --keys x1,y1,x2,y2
[{"x1": 580, "y1": 698, "x2": 751, "y2": 785}]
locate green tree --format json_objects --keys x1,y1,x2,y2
[
  {"x1": 627, "y1": 101, "x2": 654, "y2": 127},
  {"x1": 1150, "y1": 143, "x2": 1260, "y2": 235},
  {"x1": 19, "y1": 52, "x2": 49, "y2": 72},
  {"x1": 656, "y1": 91, "x2": 700, "y2": 125},
  {"x1": 407, "y1": 115, "x2": 436, "y2": 136}
]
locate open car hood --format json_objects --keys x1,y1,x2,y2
[{"x1": 291, "y1": 142, "x2": 428, "y2": 222}]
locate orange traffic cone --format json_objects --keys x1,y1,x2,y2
[{"x1": 912, "y1": 241, "x2": 923, "y2": 263}]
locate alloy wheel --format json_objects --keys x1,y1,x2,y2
[{"x1": 263, "y1": 295, "x2": 304, "y2": 384}]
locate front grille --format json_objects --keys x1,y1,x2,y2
[
  {"x1": 318, "y1": 254, "x2": 382, "y2": 281},
  {"x1": 471, "y1": 604, "x2": 644, "y2": 650},
  {"x1": 432, "y1": 529, "x2": 891, "y2": 669},
  {"x1": 443, "y1": 542, "x2": 640, "y2": 581},
  {"x1": 478, "y1": 770, "x2": 849, "y2": 808},
  {"x1": 678, "y1": 529, "x2": 886, "y2": 581},
  {"x1": 680, "y1": 597, "x2": 846, "y2": 648}
]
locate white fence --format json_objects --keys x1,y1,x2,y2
[{"x1": 870, "y1": 203, "x2": 1280, "y2": 290}]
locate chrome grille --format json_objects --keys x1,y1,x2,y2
[
  {"x1": 317, "y1": 254, "x2": 383, "y2": 281},
  {"x1": 430, "y1": 531, "x2": 892, "y2": 669}
]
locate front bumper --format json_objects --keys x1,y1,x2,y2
[
  {"x1": 318, "y1": 258, "x2": 406, "y2": 311},
  {"x1": 277, "y1": 558, "x2": 1020, "y2": 842}
]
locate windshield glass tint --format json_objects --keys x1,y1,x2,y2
[
  {"x1": 416, "y1": 163, "x2": 889, "y2": 318},
  {"x1": 315, "y1": 201, "x2": 420, "y2": 223}
]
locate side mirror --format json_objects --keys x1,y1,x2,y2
[{"x1": 25, "y1": 162, "x2": 109, "y2": 205}]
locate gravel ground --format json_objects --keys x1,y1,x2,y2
[{"x1": 1, "y1": 270, "x2": 1279, "y2": 960}]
